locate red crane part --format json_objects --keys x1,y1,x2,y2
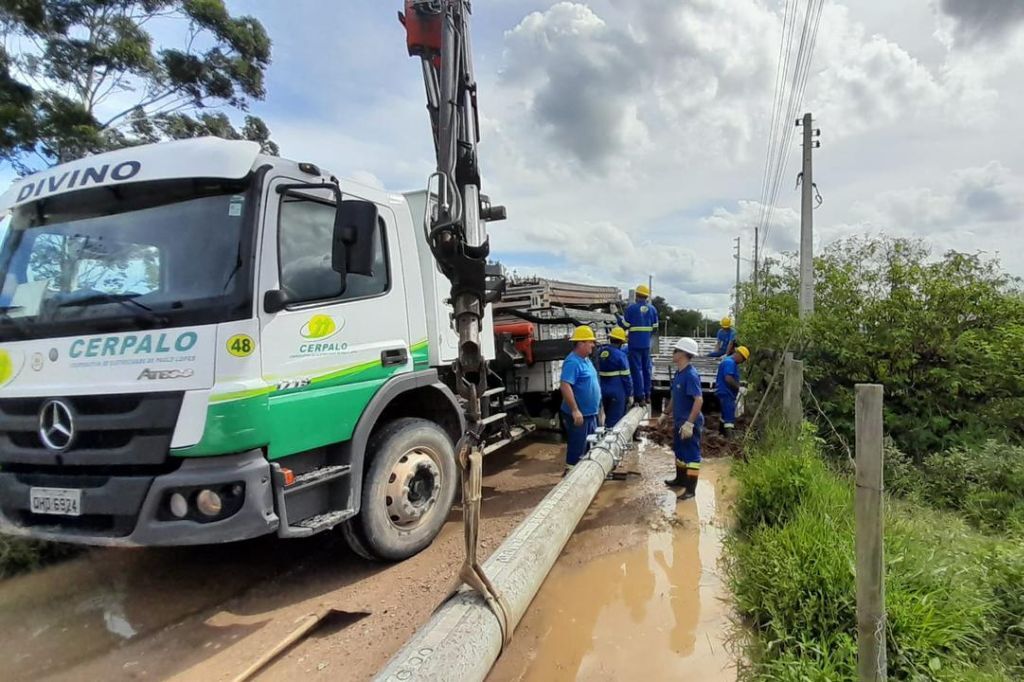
[{"x1": 495, "y1": 321, "x2": 536, "y2": 365}]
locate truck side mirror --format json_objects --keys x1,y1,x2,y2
[
  {"x1": 264, "y1": 289, "x2": 289, "y2": 314},
  {"x1": 333, "y1": 200, "x2": 377, "y2": 277}
]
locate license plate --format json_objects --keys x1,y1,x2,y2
[{"x1": 30, "y1": 487, "x2": 82, "y2": 517}]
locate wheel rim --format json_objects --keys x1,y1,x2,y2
[{"x1": 385, "y1": 446, "x2": 443, "y2": 529}]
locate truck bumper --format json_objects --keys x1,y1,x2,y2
[{"x1": 0, "y1": 451, "x2": 280, "y2": 547}]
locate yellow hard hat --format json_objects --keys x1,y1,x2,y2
[
  {"x1": 635, "y1": 284, "x2": 651, "y2": 297},
  {"x1": 570, "y1": 325, "x2": 596, "y2": 342},
  {"x1": 736, "y1": 345, "x2": 750, "y2": 360},
  {"x1": 609, "y1": 327, "x2": 627, "y2": 343},
  {"x1": 721, "y1": 316, "x2": 732, "y2": 328}
]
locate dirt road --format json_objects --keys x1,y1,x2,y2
[{"x1": 0, "y1": 431, "x2": 736, "y2": 681}]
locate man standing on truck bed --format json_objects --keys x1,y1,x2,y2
[
  {"x1": 709, "y1": 316, "x2": 737, "y2": 358},
  {"x1": 560, "y1": 326, "x2": 602, "y2": 475},
  {"x1": 620, "y1": 284, "x2": 659, "y2": 406},
  {"x1": 597, "y1": 327, "x2": 633, "y2": 428},
  {"x1": 716, "y1": 345, "x2": 749, "y2": 438}
]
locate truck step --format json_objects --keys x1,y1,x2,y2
[
  {"x1": 285, "y1": 465, "x2": 352, "y2": 494},
  {"x1": 483, "y1": 425, "x2": 534, "y2": 455},
  {"x1": 479, "y1": 411, "x2": 508, "y2": 427},
  {"x1": 482, "y1": 387, "x2": 505, "y2": 398},
  {"x1": 294, "y1": 510, "x2": 352, "y2": 534},
  {"x1": 494, "y1": 396, "x2": 523, "y2": 412}
]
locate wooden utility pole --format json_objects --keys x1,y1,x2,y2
[{"x1": 855, "y1": 384, "x2": 886, "y2": 681}]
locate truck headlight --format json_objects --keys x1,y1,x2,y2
[{"x1": 196, "y1": 489, "x2": 223, "y2": 517}]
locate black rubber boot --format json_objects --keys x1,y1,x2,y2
[
  {"x1": 677, "y1": 473, "x2": 698, "y2": 500},
  {"x1": 665, "y1": 467, "x2": 687, "y2": 488}
]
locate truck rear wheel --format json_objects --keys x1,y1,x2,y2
[{"x1": 344, "y1": 418, "x2": 457, "y2": 561}]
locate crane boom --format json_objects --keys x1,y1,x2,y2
[{"x1": 399, "y1": 0, "x2": 511, "y2": 645}]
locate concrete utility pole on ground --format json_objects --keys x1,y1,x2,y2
[
  {"x1": 734, "y1": 236, "x2": 741, "y2": 328},
  {"x1": 798, "y1": 113, "x2": 819, "y2": 318}
]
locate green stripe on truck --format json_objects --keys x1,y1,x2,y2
[{"x1": 174, "y1": 340, "x2": 430, "y2": 459}]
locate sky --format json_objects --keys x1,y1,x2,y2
[{"x1": 6, "y1": 0, "x2": 1024, "y2": 317}]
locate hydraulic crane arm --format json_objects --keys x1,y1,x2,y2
[{"x1": 399, "y1": 0, "x2": 512, "y2": 646}]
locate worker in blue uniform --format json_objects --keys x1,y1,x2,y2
[
  {"x1": 597, "y1": 327, "x2": 633, "y2": 428},
  {"x1": 560, "y1": 325, "x2": 601, "y2": 474},
  {"x1": 662, "y1": 337, "x2": 704, "y2": 500},
  {"x1": 708, "y1": 316, "x2": 737, "y2": 357},
  {"x1": 620, "y1": 283, "x2": 659, "y2": 406},
  {"x1": 716, "y1": 345, "x2": 749, "y2": 438}
]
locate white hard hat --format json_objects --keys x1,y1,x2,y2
[{"x1": 674, "y1": 337, "x2": 699, "y2": 356}]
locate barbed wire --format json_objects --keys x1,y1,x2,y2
[{"x1": 804, "y1": 379, "x2": 855, "y2": 469}]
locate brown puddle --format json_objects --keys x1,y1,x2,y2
[{"x1": 490, "y1": 459, "x2": 735, "y2": 682}]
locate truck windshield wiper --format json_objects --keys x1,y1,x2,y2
[{"x1": 57, "y1": 293, "x2": 168, "y2": 324}]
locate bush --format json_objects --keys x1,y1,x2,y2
[
  {"x1": 0, "y1": 536, "x2": 78, "y2": 578},
  {"x1": 741, "y1": 237, "x2": 1024, "y2": 458},
  {"x1": 919, "y1": 441, "x2": 1024, "y2": 535},
  {"x1": 727, "y1": 427, "x2": 1024, "y2": 681}
]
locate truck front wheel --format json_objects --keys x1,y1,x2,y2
[{"x1": 344, "y1": 418, "x2": 457, "y2": 561}]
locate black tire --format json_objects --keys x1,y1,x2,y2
[{"x1": 347, "y1": 417, "x2": 457, "y2": 561}]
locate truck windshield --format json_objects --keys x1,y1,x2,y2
[{"x1": 0, "y1": 177, "x2": 254, "y2": 341}]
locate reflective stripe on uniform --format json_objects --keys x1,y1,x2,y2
[
  {"x1": 599, "y1": 370, "x2": 630, "y2": 377},
  {"x1": 629, "y1": 326, "x2": 654, "y2": 332}
]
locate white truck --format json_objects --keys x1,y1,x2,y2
[{"x1": 0, "y1": 137, "x2": 525, "y2": 560}]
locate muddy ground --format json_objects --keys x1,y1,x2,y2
[{"x1": 0, "y1": 427, "x2": 737, "y2": 682}]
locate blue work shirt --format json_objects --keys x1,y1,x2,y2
[
  {"x1": 560, "y1": 351, "x2": 601, "y2": 416},
  {"x1": 596, "y1": 344, "x2": 633, "y2": 397},
  {"x1": 710, "y1": 327, "x2": 736, "y2": 357},
  {"x1": 716, "y1": 355, "x2": 740, "y2": 397},
  {"x1": 672, "y1": 364, "x2": 704, "y2": 425},
  {"x1": 621, "y1": 301, "x2": 659, "y2": 349}
]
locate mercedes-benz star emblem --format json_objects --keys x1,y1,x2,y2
[{"x1": 39, "y1": 400, "x2": 75, "y2": 451}]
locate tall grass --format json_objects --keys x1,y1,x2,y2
[
  {"x1": 727, "y1": 424, "x2": 1024, "y2": 680},
  {"x1": 0, "y1": 536, "x2": 78, "y2": 579}
]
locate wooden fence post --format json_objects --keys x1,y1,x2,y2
[
  {"x1": 855, "y1": 384, "x2": 886, "y2": 681},
  {"x1": 782, "y1": 353, "x2": 803, "y2": 432}
]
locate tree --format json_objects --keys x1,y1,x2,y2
[
  {"x1": 0, "y1": 0, "x2": 278, "y2": 172},
  {"x1": 741, "y1": 236, "x2": 1024, "y2": 456},
  {"x1": 646, "y1": 294, "x2": 721, "y2": 337}
]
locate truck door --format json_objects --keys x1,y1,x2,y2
[{"x1": 257, "y1": 178, "x2": 410, "y2": 459}]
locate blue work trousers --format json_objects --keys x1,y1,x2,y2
[
  {"x1": 602, "y1": 390, "x2": 628, "y2": 428},
  {"x1": 672, "y1": 415, "x2": 704, "y2": 467},
  {"x1": 562, "y1": 413, "x2": 598, "y2": 466},
  {"x1": 718, "y1": 391, "x2": 737, "y2": 426},
  {"x1": 628, "y1": 347, "x2": 653, "y2": 399}
]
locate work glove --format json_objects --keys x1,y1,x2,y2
[{"x1": 679, "y1": 421, "x2": 695, "y2": 440}]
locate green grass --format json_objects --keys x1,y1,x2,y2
[
  {"x1": 0, "y1": 535, "x2": 78, "y2": 579},
  {"x1": 727, "y1": 424, "x2": 1024, "y2": 681}
]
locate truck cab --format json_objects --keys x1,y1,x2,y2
[{"x1": 0, "y1": 137, "x2": 497, "y2": 560}]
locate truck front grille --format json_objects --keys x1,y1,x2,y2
[{"x1": 0, "y1": 392, "x2": 185, "y2": 469}]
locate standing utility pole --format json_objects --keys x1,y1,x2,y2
[
  {"x1": 734, "y1": 236, "x2": 741, "y2": 328},
  {"x1": 753, "y1": 225, "x2": 760, "y2": 292},
  {"x1": 798, "y1": 113, "x2": 819, "y2": 318}
]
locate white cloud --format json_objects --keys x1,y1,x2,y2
[{"x1": 252, "y1": 0, "x2": 1024, "y2": 318}]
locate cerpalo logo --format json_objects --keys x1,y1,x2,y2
[{"x1": 298, "y1": 315, "x2": 348, "y2": 355}]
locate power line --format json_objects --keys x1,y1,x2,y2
[
  {"x1": 757, "y1": 0, "x2": 825, "y2": 257},
  {"x1": 756, "y1": 0, "x2": 797, "y2": 238}
]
